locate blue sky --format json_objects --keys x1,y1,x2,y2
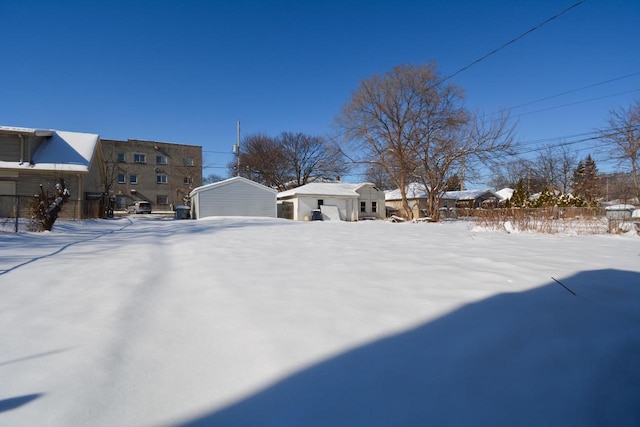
[{"x1": 1, "y1": 0, "x2": 639, "y2": 185}]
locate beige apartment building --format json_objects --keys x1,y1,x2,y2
[{"x1": 101, "y1": 138, "x2": 202, "y2": 212}]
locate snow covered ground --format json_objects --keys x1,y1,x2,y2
[{"x1": 1, "y1": 217, "x2": 639, "y2": 426}]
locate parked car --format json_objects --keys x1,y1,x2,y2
[{"x1": 128, "y1": 201, "x2": 152, "y2": 214}]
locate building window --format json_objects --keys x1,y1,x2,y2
[
  {"x1": 117, "y1": 174, "x2": 126, "y2": 184},
  {"x1": 117, "y1": 152, "x2": 126, "y2": 162},
  {"x1": 183, "y1": 176, "x2": 193, "y2": 185},
  {"x1": 183, "y1": 157, "x2": 194, "y2": 167},
  {"x1": 317, "y1": 199, "x2": 324, "y2": 209},
  {"x1": 360, "y1": 201, "x2": 366, "y2": 212},
  {"x1": 156, "y1": 155, "x2": 167, "y2": 165},
  {"x1": 130, "y1": 175, "x2": 138, "y2": 184},
  {"x1": 157, "y1": 195, "x2": 168, "y2": 205},
  {"x1": 372, "y1": 201, "x2": 377, "y2": 213},
  {"x1": 134, "y1": 153, "x2": 146, "y2": 164},
  {"x1": 156, "y1": 175, "x2": 168, "y2": 184}
]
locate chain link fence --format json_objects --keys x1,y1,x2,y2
[{"x1": 0, "y1": 194, "x2": 107, "y2": 232}]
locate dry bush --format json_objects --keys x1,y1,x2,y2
[{"x1": 473, "y1": 207, "x2": 609, "y2": 234}]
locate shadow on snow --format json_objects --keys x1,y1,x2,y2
[
  {"x1": 0, "y1": 394, "x2": 44, "y2": 414},
  {"x1": 177, "y1": 269, "x2": 640, "y2": 427}
]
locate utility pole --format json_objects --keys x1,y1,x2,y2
[{"x1": 233, "y1": 121, "x2": 241, "y2": 177}]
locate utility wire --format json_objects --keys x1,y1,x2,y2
[
  {"x1": 498, "y1": 71, "x2": 640, "y2": 113},
  {"x1": 438, "y1": 0, "x2": 587, "y2": 85},
  {"x1": 325, "y1": 1, "x2": 591, "y2": 147}
]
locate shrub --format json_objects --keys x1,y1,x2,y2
[{"x1": 28, "y1": 179, "x2": 70, "y2": 231}]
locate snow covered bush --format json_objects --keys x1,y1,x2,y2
[{"x1": 28, "y1": 179, "x2": 71, "y2": 231}]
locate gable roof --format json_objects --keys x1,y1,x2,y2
[
  {"x1": 277, "y1": 182, "x2": 374, "y2": 198},
  {"x1": 496, "y1": 188, "x2": 514, "y2": 200},
  {"x1": 441, "y1": 189, "x2": 501, "y2": 201},
  {"x1": 32, "y1": 131, "x2": 100, "y2": 171},
  {"x1": 385, "y1": 183, "x2": 429, "y2": 201},
  {"x1": 0, "y1": 127, "x2": 100, "y2": 173},
  {"x1": 190, "y1": 176, "x2": 277, "y2": 196},
  {"x1": 385, "y1": 184, "x2": 502, "y2": 201}
]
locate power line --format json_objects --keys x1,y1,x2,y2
[
  {"x1": 512, "y1": 89, "x2": 640, "y2": 119},
  {"x1": 439, "y1": 0, "x2": 587, "y2": 85},
  {"x1": 497, "y1": 71, "x2": 640, "y2": 114},
  {"x1": 325, "y1": 1, "x2": 591, "y2": 147}
]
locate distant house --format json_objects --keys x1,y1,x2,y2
[
  {"x1": 189, "y1": 176, "x2": 277, "y2": 219},
  {"x1": 440, "y1": 189, "x2": 502, "y2": 209},
  {"x1": 277, "y1": 182, "x2": 386, "y2": 221},
  {"x1": 0, "y1": 126, "x2": 105, "y2": 219},
  {"x1": 385, "y1": 183, "x2": 502, "y2": 218},
  {"x1": 385, "y1": 183, "x2": 430, "y2": 218}
]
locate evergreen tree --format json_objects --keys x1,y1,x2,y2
[
  {"x1": 572, "y1": 154, "x2": 599, "y2": 204},
  {"x1": 532, "y1": 186, "x2": 556, "y2": 208},
  {"x1": 510, "y1": 178, "x2": 530, "y2": 207}
]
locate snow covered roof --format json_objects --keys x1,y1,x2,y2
[
  {"x1": 0, "y1": 128, "x2": 100, "y2": 172},
  {"x1": 190, "y1": 176, "x2": 277, "y2": 196},
  {"x1": 386, "y1": 184, "x2": 502, "y2": 201},
  {"x1": 605, "y1": 204, "x2": 636, "y2": 211},
  {"x1": 277, "y1": 182, "x2": 373, "y2": 198},
  {"x1": 441, "y1": 189, "x2": 501, "y2": 201},
  {"x1": 0, "y1": 125, "x2": 54, "y2": 136},
  {"x1": 496, "y1": 188, "x2": 513, "y2": 200},
  {"x1": 385, "y1": 183, "x2": 429, "y2": 201}
]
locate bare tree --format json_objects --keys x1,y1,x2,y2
[
  {"x1": 364, "y1": 162, "x2": 395, "y2": 190},
  {"x1": 103, "y1": 152, "x2": 120, "y2": 194},
  {"x1": 235, "y1": 133, "x2": 291, "y2": 190},
  {"x1": 278, "y1": 132, "x2": 348, "y2": 188},
  {"x1": 339, "y1": 63, "x2": 515, "y2": 220},
  {"x1": 600, "y1": 101, "x2": 640, "y2": 201},
  {"x1": 532, "y1": 144, "x2": 578, "y2": 193},
  {"x1": 489, "y1": 158, "x2": 532, "y2": 190},
  {"x1": 416, "y1": 110, "x2": 515, "y2": 220},
  {"x1": 557, "y1": 145, "x2": 579, "y2": 194},
  {"x1": 203, "y1": 173, "x2": 225, "y2": 185},
  {"x1": 338, "y1": 63, "x2": 441, "y2": 218},
  {"x1": 234, "y1": 132, "x2": 348, "y2": 191}
]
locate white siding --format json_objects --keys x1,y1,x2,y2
[
  {"x1": 192, "y1": 177, "x2": 276, "y2": 219},
  {"x1": 356, "y1": 184, "x2": 386, "y2": 219},
  {"x1": 295, "y1": 196, "x2": 357, "y2": 221}
]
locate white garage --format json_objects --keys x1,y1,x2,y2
[{"x1": 189, "y1": 177, "x2": 277, "y2": 219}]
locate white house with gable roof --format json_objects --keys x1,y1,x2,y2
[{"x1": 277, "y1": 182, "x2": 386, "y2": 221}]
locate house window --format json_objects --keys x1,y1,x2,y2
[
  {"x1": 183, "y1": 157, "x2": 194, "y2": 167},
  {"x1": 117, "y1": 152, "x2": 126, "y2": 162},
  {"x1": 134, "y1": 153, "x2": 146, "y2": 163},
  {"x1": 372, "y1": 201, "x2": 378, "y2": 213},
  {"x1": 117, "y1": 174, "x2": 126, "y2": 184},
  {"x1": 183, "y1": 176, "x2": 193, "y2": 185},
  {"x1": 156, "y1": 175, "x2": 168, "y2": 184},
  {"x1": 156, "y1": 155, "x2": 167, "y2": 165},
  {"x1": 317, "y1": 199, "x2": 324, "y2": 209},
  {"x1": 130, "y1": 175, "x2": 138, "y2": 184},
  {"x1": 360, "y1": 201, "x2": 366, "y2": 213},
  {"x1": 157, "y1": 195, "x2": 168, "y2": 205}
]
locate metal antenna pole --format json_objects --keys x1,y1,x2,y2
[{"x1": 236, "y1": 121, "x2": 241, "y2": 177}]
